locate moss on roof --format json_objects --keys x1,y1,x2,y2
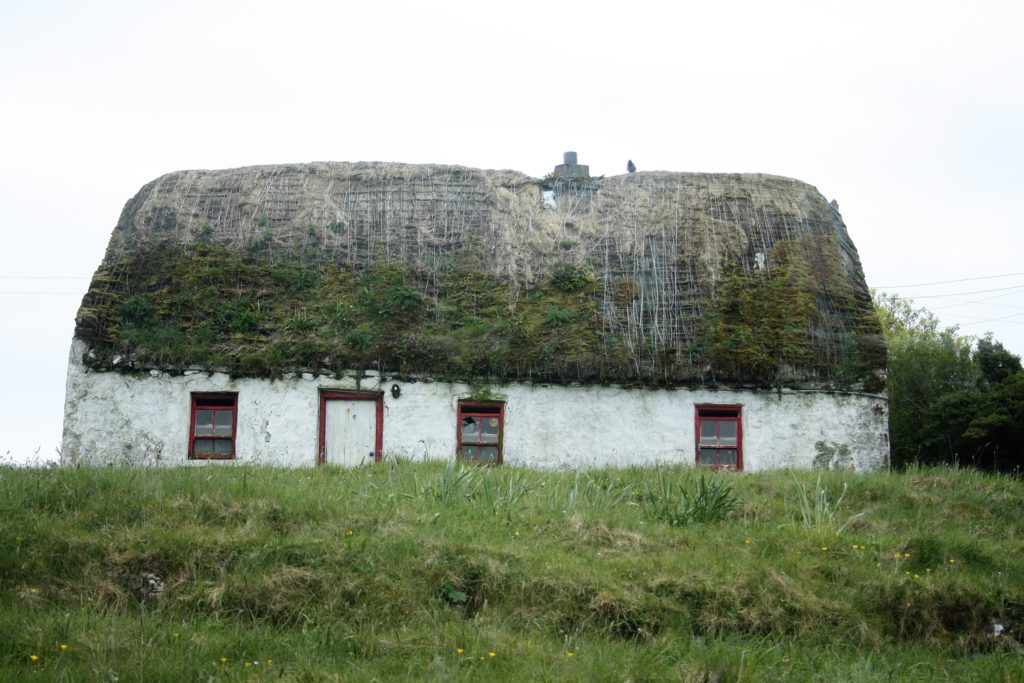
[{"x1": 75, "y1": 162, "x2": 885, "y2": 390}]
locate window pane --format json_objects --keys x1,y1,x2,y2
[
  {"x1": 194, "y1": 438, "x2": 215, "y2": 455},
  {"x1": 480, "y1": 446, "x2": 499, "y2": 463},
  {"x1": 195, "y1": 410, "x2": 214, "y2": 436},
  {"x1": 720, "y1": 448, "x2": 737, "y2": 466},
  {"x1": 460, "y1": 445, "x2": 479, "y2": 460},
  {"x1": 461, "y1": 417, "x2": 479, "y2": 439},
  {"x1": 214, "y1": 439, "x2": 233, "y2": 455},
  {"x1": 214, "y1": 410, "x2": 233, "y2": 436},
  {"x1": 699, "y1": 421, "x2": 718, "y2": 445},
  {"x1": 719, "y1": 420, "x2": 737, "y2": 446},
  {"x1": 480, "y1": 417, "x2": 500, "y2": 442},
  {"x1": 699, "y1": 447, "x2": 718, "y2": 464}
]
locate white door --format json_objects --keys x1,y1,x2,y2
[{"x1": 323, "y1": 399, "x2": 377, "y2": 466}]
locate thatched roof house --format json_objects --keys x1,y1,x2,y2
[{"x1": 62, "y1": 155, "x2": 888, "y2": 470}]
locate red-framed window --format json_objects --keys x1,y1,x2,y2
[
  {"x1": 189, "y1": 394, "x2": 238, "y2": 460},
  {"x1": 695, "y1": 405, "x2": 742, "y2": 470},
  {"x1": 457, "y1": 402, "x2": 504, "y2": 465}
]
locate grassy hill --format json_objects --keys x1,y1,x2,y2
[{"x1": 0, "y1": 463, "x2": 1021, "y2": 681}]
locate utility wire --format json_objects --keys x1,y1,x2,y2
[
  {"x1": 877, "y1": 271, "x2": 1024, "y2": 289},
  {"x1": 901, "y1": 284, "x2": 1024, "y2": 299},
  {"x1": 0, "y1": 275, "x2": 90, "y2": 279}
]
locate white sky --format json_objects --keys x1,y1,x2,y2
[{"x1": 1, "y1": 0, "x2": 1022, "y2": 463}]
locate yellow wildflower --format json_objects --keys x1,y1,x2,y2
[
  {"x1": 29, "y1": 588, "x2": 38, "y2": 594},
  {"x1": 567, "y1": 651, "x2": 574, "y2": 657},
  {"x1": 744, "y1": 538, "x2": 752, "y2": 545},
  {"x1": 59, "y1": 644, "x2": 68, "y2": 651},
  {"x1": 346, "y1": 530, "x2": 353, "y2": 537},
  {"x1": 29, "y1": 655, "x2": 39, "y2": 662},
  {"x1": 489, "y1": 652, "x2": 496, "y2": 657},
  {"x1": 904, "y1": 553, "x2": 910, "y2": 558},
  {"x1": 820, "y1": 546, "x2": 828, "y2": 552},
  {"x1": 220, "y1": 657, "x2": 227, "y2": 664}
]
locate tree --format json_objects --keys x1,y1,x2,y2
[
  {"x1": 874, "y1": 293, "x2": 976, "y2": 467},
  {"x1": 875, "y1": 294, "x2": 1024, "y2": 473}
]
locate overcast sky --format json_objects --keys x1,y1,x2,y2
[{"x1": 1, "y1": 0, "x2": 1022, "y2": 463}]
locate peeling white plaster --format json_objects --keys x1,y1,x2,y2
[{"x1": 62, "y1": 339, "x2": 889, "y2": 470}]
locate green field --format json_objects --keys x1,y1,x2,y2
[{"x1": 1, "y1": 463, "x2": 1020, "y2": 681}]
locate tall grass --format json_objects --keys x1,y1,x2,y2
[
  {"x1": 0, "y1": 463, "x2": 1020, "y2": 681},
  {"x1": 792, "y1": 472, "x2": 864, "y2": 534}
]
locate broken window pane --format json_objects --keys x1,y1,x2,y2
[{"x1": 461, "y1": 417, "x2": 479, "y2": 439}]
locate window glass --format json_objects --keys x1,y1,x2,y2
[
  {"x1": 719, "y1": 420, "x2": 737, "y2": 446},
  {"x1": 480, "y1": 446, "x2": 499, "y2": 462},
  {"x1": 195, "y1": 410, "x2": 214, "y2": 436},
  {"x1": 720, "y1": 448, "x2": 737, "y2": 465},
  {"x1": 699, "y1": 421, "x2": 718, "y2": 445},
  {"x1": 214, "y1": 410, "x2": 233, "y2": 436},
  {"x1": 214, "y1": 439, "x2": 233, "y2": 455},
  {"x1": 461, "y1": 417, "x2": 479, "y2": 438},
  {"x1": 699, "y1": 448, "x2": 718, "y2": 464},
  {"x1": 480, "y1": 417, "x2": 499, "y2": 442}
]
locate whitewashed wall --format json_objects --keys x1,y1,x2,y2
[{"x1": 62, "y1": 339, "x2": 889, "y2": 470}]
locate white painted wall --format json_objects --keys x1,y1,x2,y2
[{"x1": 62, "y1": 339, "x2": 889, "y2": 470}]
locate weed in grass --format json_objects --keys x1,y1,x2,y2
[
  {"x1": 642, "y1": 469, "x2": 741, "y2": 526},
  {"x1": 792, "y1": 472, "x2": 863, "y2": 535}
]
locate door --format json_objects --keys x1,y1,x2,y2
[{"x1": 319, "y1": 392, "x2": 383, "y2": 466}]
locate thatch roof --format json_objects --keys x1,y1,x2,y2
[{"x1": 76, "y1": 162, "x2": 884, "y2": 390}]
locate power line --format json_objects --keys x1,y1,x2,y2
[
  {"x1": 0, "y1": 291, "x2": 83, "y2": 295},
  {"x1": 904, "y1": 284, "x2": 1024, "y2": 299},
  {"x1": 877, "y1": 271, "x2": 1024, "y2": 289},
  {"x1": 956, "y1": 313, "x2": 1024, "y2": 327},
  {"x1": 0, "y1": 275, "x2": 90, "y2": 280}
]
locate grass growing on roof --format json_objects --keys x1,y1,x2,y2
[
  {"x1": 0, "y1": 464, "x2": 1021, "y2": 681},
  {"x1": 75, "y1": 240, "x2": 883, "y2": 388}
]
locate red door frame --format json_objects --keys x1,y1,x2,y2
[
  {"x1": 694, "y1": 404, "x2": 743, "y2": 471},
  {"x1": 318, "y1": 390, "x2": 384, "y2": 466}
]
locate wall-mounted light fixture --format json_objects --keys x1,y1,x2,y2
[{"x1": 391, "y1": 384, "x2": 401, "y2": 399}]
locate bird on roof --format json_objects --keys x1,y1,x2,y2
[{"x1": 626, "y1": 160, "x2": 636, "y2": 173}]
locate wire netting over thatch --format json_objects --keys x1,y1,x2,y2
[{"x1": 78, "y1": 162, "x2": 884, "y2": 389}]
